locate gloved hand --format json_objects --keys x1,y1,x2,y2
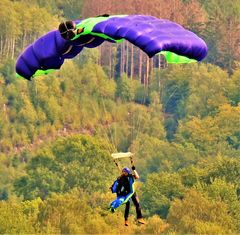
[{"x1": 132, "y1": 165, "x2": 136, "y2": 171}]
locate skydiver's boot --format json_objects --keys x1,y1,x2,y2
[
  {"x1": 125, "y1": 220, "x2": 129, "y2": 226},
  {"x1": 137, "y1": 218, "x2": 146, "y2": 224}
]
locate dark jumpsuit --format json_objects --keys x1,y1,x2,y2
[{"x1": 111, "y1": 174, "x2": 143, "y2": 220}]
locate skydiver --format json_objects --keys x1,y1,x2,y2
[
  {"x1": 58, "y1": 20, "x2": 80, "y2": 40},
  {"x1": 58, "y1": 19, "x2": 102, "y2": 47},
  {"x1": 109, "y1": 166, "x2": 145, "y2": 226},
  {"x1": 58, "y1": 14, "x2": 110, "y2": 41}
]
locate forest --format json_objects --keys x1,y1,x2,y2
[{"x1": 0, "y1": 0, "x2": 240, "y2": 234}]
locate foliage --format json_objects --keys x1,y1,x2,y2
[
  {"x1": 0, "y1": 0, "x2": 240, "y2": 233},
  {"x1": 167, "y1": 189, "x2": 237, "y2": 234},
  {"x1": 130, "y1": 135, "x2": 200, "y2": 178},
  {"x1": 0, "y1": 198, "x2": 41, "y2": 234},
  {"x1": 116, "y1": 74, "x2": 136, "y2": 102},
  {"x1": 141, "y1": 172, "x2": 186, "y2": 218},
  {"x1": 176, "y1": 104, "x2": 240, "y2": 155},
  {"x1": 14, "y1": 135, "x2": 116, "y2": 200},
  {"x1": 195, "y1": 178, "x2": 240, "y2": 230}
]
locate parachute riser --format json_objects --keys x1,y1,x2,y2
[{"x1": 111, "y1": 152, "x2": 135, "y2": 172}]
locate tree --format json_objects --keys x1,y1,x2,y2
[
  {"x1": 134, "y1": 215, "x2": 169, "y2": 234},
  {"x1": 202, "y1": 156, "x2": 240, "y2": 188},
  {"x1": 185, "y1": 64, "x2": 229, "y2": 118},
  {"x1": 130, "y1": 135, "x2": 200, "y2": 178},
  {"x1": 14, "y1": 135, "x2": 116, "y2": 200},
  {"x1": 195, "y1": 178, "x2": 240, "y2": 231},
  {"x1": 167, "y1": 189, "x2": 237, "y2": 234},
  {"x1": 37, "y1": 189, "x2": 124, "y2": 234},
  {"x1": 176, "y1": 104, "x2": 240, "y2": 156},
  {"x1": 116, "y1": 74, "x2": 136, "y2": 102},
  {"x1": 141, "y1": 172, "x2": 185, "y2": 218},
  {"x1": 0, "y1": 199, "x2": 37, "y2": 234},
  {"x1": 200, "y1": 0, "x2": 240, "y2": 72},
  {"x1": 226, "y1": 69, "x2": 240, "y2": 106}
]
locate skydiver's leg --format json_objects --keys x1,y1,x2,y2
[
  {"x1": 124, "y1": 201, "x2": 130, "y2": 221},
  {"x1": 124, "y1": 201, "x2": 130, "y2": 226},
  {"x1": 131, "y1": 192, "x2": 143, "y2": 219}
]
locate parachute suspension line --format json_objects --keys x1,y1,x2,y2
[
  {"x1": 129, "y1": 106, "x2": 139, "y2": 152},
  {"x1": 113, "y1": 159, "x2": 121, "y2": 172},
  {"x1": 130, "y1": 110, "x2": 134, "y2": 149},
  {"x1": 135, "y1": 108, "x2": 142, "y2": 141},
  {"x1": 132, "y1": 91, "x2": 146, "y2": 148},
  {"x1": 134, "y1": 112, "x2": 143, "y2": 155},
  {"x1": 90, "y1": 101, "x2": 113, "y2": 153},
  {"x1": 31, "y1": 79, "x2": 40, "y2": 123},
  {"x1": 129, "y1": 72, "x2": 151, "y2": 156},
  {"x1": 99, "y1": 97, "x2": 120, "y2": 171},
  {"x1": 130, "y1": 156, "x2": 134, "y2": 167},
  {"x1": 114, "y1": 119, "x2": 117, "y2": 152},
  {"x1": 164, "y1": 87, "x2": 178, "y2": 109},
  {"x1": 101, "y1": 97, "x2": 118, "y2": 152},
  {"x1": 32, "y1": 79, "x2": 38, "y2": 108}
]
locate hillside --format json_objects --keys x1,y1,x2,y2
[{"x1": 0, "y1": 0, "x2": 239, "y2": 234}]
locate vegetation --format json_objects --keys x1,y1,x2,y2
[{"x1": 0, "y1": 0, "x2": 239, "y2": 234}]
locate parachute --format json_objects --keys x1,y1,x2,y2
[{"x1": 16, "y1": 15, "x2": 208, "y2": 80}]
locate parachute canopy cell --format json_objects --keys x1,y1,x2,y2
[{"x1": 16, "y1": 15, "x2": 208, "y2": 80}]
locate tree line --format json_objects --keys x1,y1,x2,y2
[{"x1": 0, "y1": 0, "x2": 239, "y2": 234}]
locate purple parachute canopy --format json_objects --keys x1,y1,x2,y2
[{"x1": 16, "y1": 15, "x2": 208, "y2": 80}]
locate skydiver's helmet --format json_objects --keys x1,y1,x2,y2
[
  {"x1": 58, "y1": 21, "x2": 77, "y2": 40},
  {"x1": 122, "y1": 167, "x2": 131, "y2": 175}
]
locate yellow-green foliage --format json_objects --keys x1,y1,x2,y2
[
  {"x1": 167, "y1": 189, "x2": 237, "y2": 234},
  {"x1": 0, "y1": 190, "x2": 170, "y2": 234},
  {"x1": 0, "y1": 198, "x2": 42, "y2": 234},
  {"x1": 0, "y1": 1, "x2": 240, "y2": 234}
]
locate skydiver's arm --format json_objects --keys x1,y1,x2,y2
[
  {"x1": 110, "y1": 177, "x2": 120, "y2": 193},
  {"x1": 133, "y1": 170, "x2": 140, "y2": 179},
  {"x1": 132, "y1": 166, "x2": 140, "y2": 179}
]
